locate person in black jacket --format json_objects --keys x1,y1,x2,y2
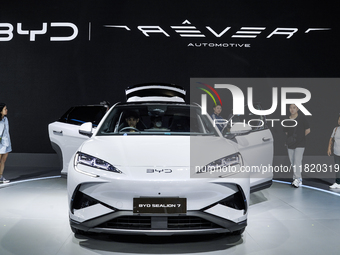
[{"x1": 284, "y1": 104, "x2": 310, "y2": 188}]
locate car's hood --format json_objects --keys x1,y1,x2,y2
[{"x1": 79, "y1": 135, "x2": 238, "y2": 168}]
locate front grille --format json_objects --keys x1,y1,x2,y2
[
  {"x1": 168, "y1": 216, "x2": 220, "y2": 229},
  {"x1": 97, "y1": 216, "x2": 221, "y2": 230},
  {"x1": 98, "y1": 216, "x2": 152, "y2": 229}
]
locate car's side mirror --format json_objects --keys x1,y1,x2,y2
[
  {"x1": 79, "y1": 122, "x2": 93, "y2": 137},
  {"x1": 224, "y1": 122, "x2": 252, "y2": 138}
]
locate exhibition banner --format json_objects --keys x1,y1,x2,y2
[{"x1": 0, "y1": 1, "x2": 338, "y2": 155}]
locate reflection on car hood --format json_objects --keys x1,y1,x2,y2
[{"x1": 79, "y1": 136, "x2": 237, "y2": 167}]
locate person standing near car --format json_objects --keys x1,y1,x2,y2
[
  {"x1": 284, "y1": 104, "x2": 310, "y2": 188},
  {"x1": 0, "y1": 103, "x2": 12, "y2": 184},
  {"x1": 327, "y1": 114, "x2": 340, "y2": 189},
  {"x1": 211, "y1": 104, "x2": 225, "y2": 131}
]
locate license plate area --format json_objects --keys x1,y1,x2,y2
[{"x1": 133, "y1": 197, "x2": 187, "y2": 214}]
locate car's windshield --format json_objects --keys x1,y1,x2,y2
[{"x1": 97, "y1": 103, "x2": 218, "y2": 136}]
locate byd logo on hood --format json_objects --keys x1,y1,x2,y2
[{"x1": 147, "y1": 169, "x2": 172, "y2": 173}]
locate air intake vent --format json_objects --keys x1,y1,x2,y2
[
  {"x1": 98, "y1": 216, "x2": 152, "y2": 229},
  {"x1": 97, "y1": 216, "x2": 221, "y2": 230},
  {"x1": 168, "y1": 216, "x2": 220, "y2": 229}
]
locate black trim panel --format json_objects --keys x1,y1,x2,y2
[
  {"x1": 50, "y1": 142, "x2": 63, "y2": 172},
  {"x1": 250, "y1": 180, "x2": 273, "y2": 193}
]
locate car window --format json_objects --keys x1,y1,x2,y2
[
  {"x1": 58, "y1": 106, "x2": 108, "y2": 126},
  {"x1": 97, "y1": 104, "x2": 218, "y2": 136}
]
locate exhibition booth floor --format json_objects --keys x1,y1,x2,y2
[{"x1": 1, "y1": 177, "x2": 340, "y2": 255}]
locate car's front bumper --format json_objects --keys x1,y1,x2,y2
[
  {"x1": 70, "y1": 210, "x2": 247, "y2": 236},
  {"x1": 68, "y1": 159, "x2": 250, "y2": 235},
  {"x1": 69, "y1": 179, "x2": 248, "y2": 235}
]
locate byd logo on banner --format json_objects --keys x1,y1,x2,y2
[
  {"x1": 0, "y1": 23, "x2": 78, "y2": 41},
  {"x1": 200, "y1": 84, "x2": 311, "y2": 127}
]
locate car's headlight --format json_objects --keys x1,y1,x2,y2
[
  {"x1": 75, "y1": 152, "x2": 122, "y2": 174},
  {"x1": 196, "y1": 153, "x2": 243, "y2": 174}
]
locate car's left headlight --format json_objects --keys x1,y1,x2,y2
[
  {"x1": 196, "y1": 153, "x2": 243, "y2": 174},
  {"x1": 74, "y1": 152, "x2": 122, "y2": 174}
]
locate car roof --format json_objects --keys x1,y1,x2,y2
[{"x1": 125, "y1": 83, "x2": 186, "y2": 103}]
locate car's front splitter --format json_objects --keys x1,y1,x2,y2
[{"x1": 70, "y1": 210, "x2": 247, "y2": 236}]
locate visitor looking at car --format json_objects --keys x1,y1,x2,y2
[
  {"x1": 0, "y1": 103, "x2": 11, "y2": 184},
  {"x1": 284, "y1": 104, "x2": 310, "y2": 188},
  {"x1": 328, "y1": 114, "x2": 340, "y2": 189}
]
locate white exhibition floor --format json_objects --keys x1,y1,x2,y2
[{"x1": 1, "y1": 177, "x2": 340, "y2": 255}]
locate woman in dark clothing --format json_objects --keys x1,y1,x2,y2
[{"x1": 284, "y1": 104, "x2": 310, "y2": 188}]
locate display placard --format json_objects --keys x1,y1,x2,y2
[{"x1": 133, "y1": 197, "x2": 187, "y2": 214}]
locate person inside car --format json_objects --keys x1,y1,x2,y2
[
  {"x1": 122, "y1": 111, "x2": 140, "y2": 132},
  {"x1": 118, "y1": 111, "x2": 139, "y2": 132},
  {"x1": 151, "y1": 116, "x2": 163, "y2": 129}
]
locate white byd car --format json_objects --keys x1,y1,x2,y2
[{"x1": 48, "y1": 83, "x2": 273, "y2": 235}]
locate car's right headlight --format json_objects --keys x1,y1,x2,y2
[
  {"x1": 196, "y1": 153, "x2": 243, "y2": 174},
  {"x1": 74, "y1": 152, "x2": 122, "y2": 176}
]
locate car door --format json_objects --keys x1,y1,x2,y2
[
  {"x1": 48, "y1": 105, "x2": 108, "y2": 174},
  {"x1": 224, "y1": 103, "x2": 274, "y2": 192}
]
